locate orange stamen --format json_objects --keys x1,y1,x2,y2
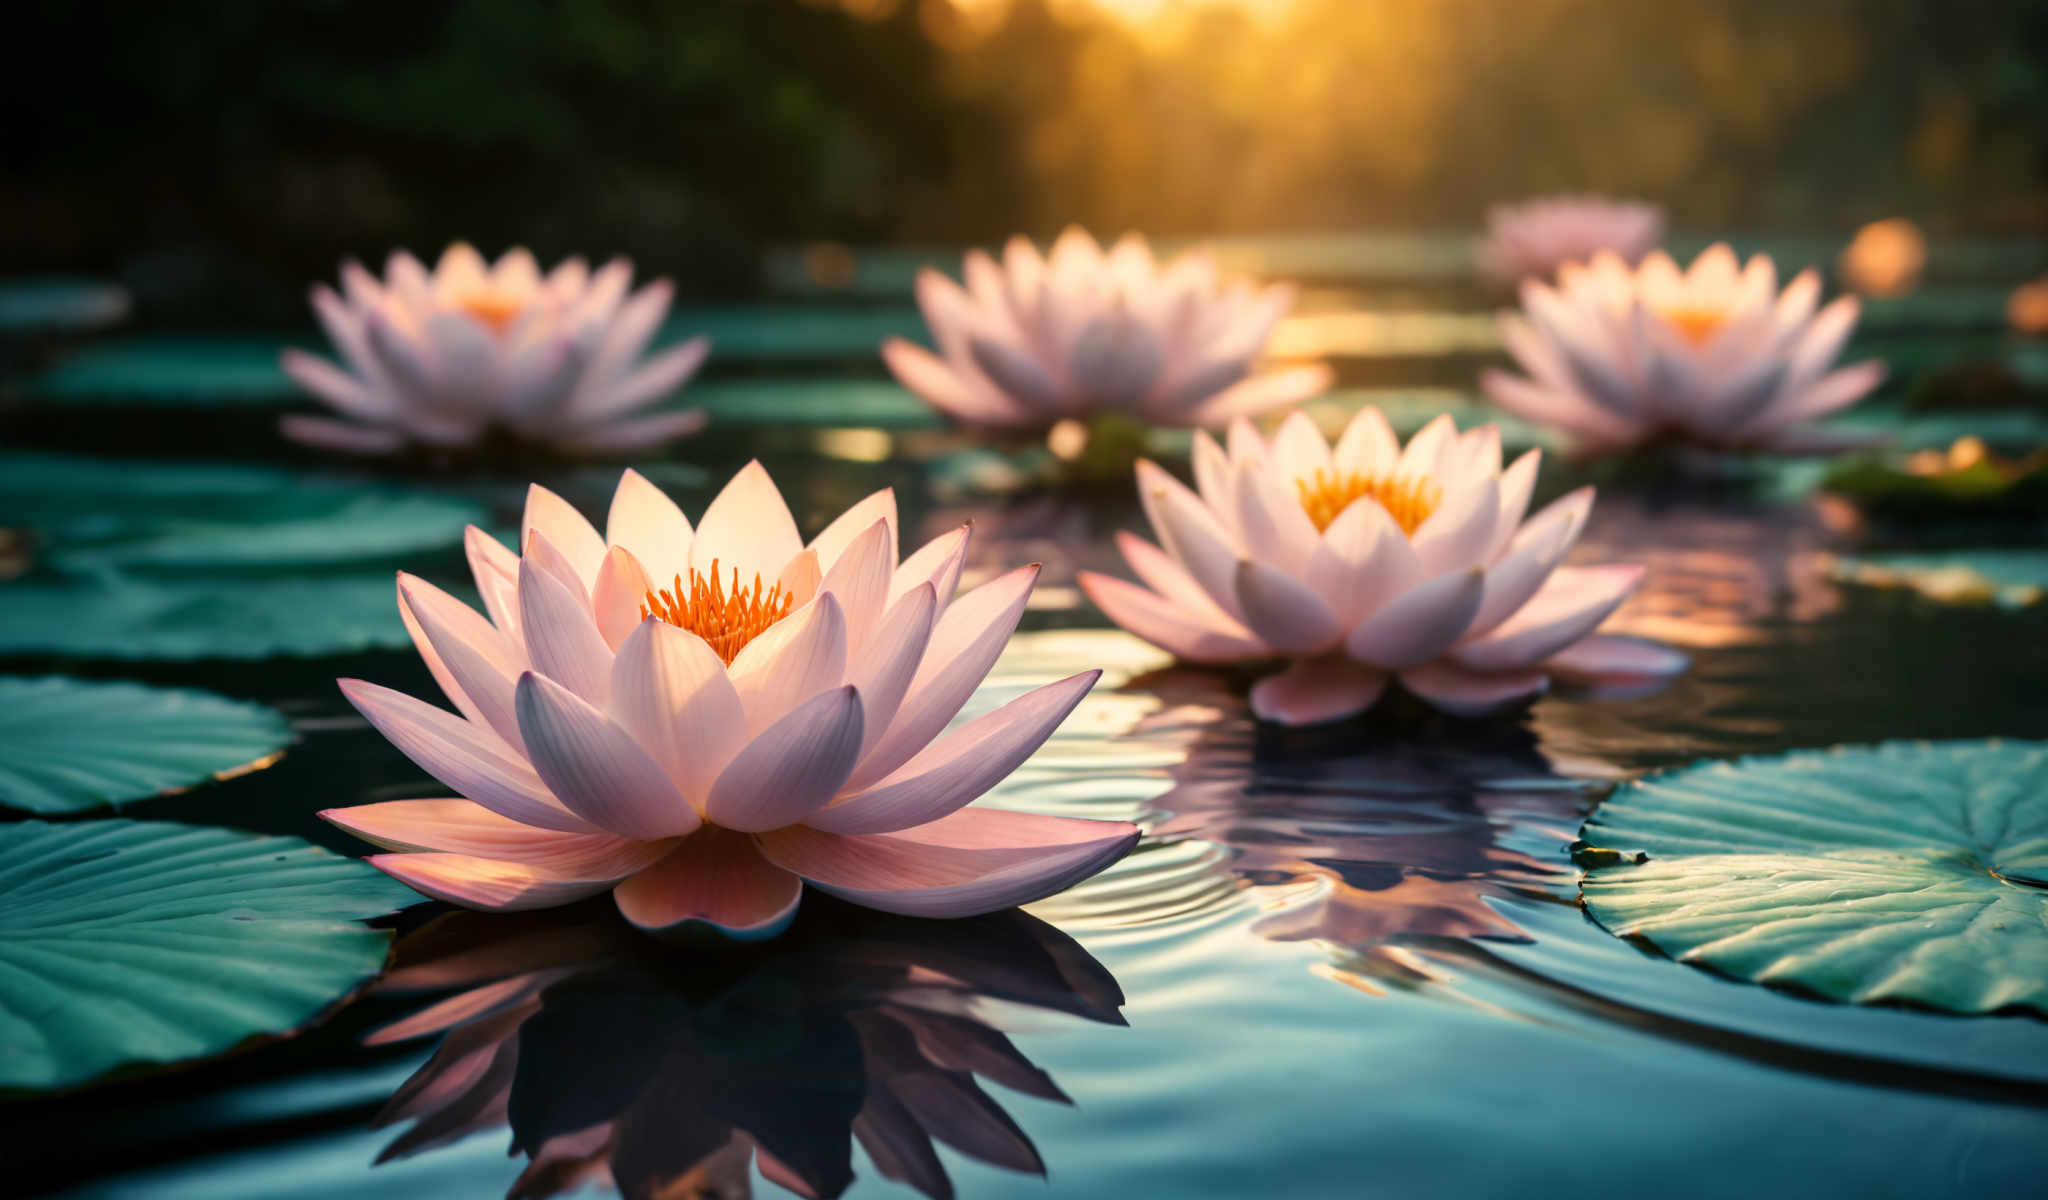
[
  {"x1": 640, "y1": 558, "x2": 795, "y2": 664},
  {"x1": 452, "y1": 288, "x2": 526, "y2": 333},
  {"x1": 1295, "y1": 468, "x2": 1441, "y2": 536},
  {"x1": 1657, "y1": 304, "x2": 1729, "y2": 347}
]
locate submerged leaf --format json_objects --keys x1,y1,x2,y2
[
  {"x1": 0, "y1": 677, "x2": 291, "y2": 814},
  {"x1": 1579, "y1": 739, "x2": 2048, "y2": 1016},
  {"x1": 0, "y1": 819, "x2": 417, "y2": 1091}
]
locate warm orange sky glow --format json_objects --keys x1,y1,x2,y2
[{"x1": 1049, "y1": 0, "x2": 1299, "y2": 27}]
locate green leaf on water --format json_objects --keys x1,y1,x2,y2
[
  {"x1": 28, "y1": 335, "x2": 302, "y2": 405},
  {"x1": 1579, "y1": 739, "x2": 2048, "y2": 1016},
  {"x1": 0, "y1": 452, "x2": 484, "y2": 572},
  {"x1": 0, "y1": 571, "x2": 409, "y2": 660},
  {"x1": 1827, "y1": 550, "x2": 2048, "y2": 609},
  {"x1": 0, "y1": 819, "x2": 418, "y2": 1091},
  {"x1": 0, "y1": 677, "x2": 292, "y2": 814},
  {"x1": 0, "y1": 453, "x2": 479, "y2": 659}
]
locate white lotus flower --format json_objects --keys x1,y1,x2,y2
[
  {"x1": 1482, "y1": 245, "x2": 1886, "y2": 454},
  {"x1": 1077, "y1": 408, "x2": 1683, "y2": 725},
  {"x1": 1480, "y1": 196, "x2": 1664, "y2": 286},
  {"x1": 323, "y1": 464, "x2": 1138, "y2": 939},
  {"x1": 882, "y1": 228, "x2": 1332, "y2": 431},
  {"x1": 281, "y1": 244, "x2": 710, "y2": 456}
]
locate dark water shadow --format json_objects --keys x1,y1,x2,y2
[{"x1": 364, "y1": 898, "x2": 1127, "y2": 1200}]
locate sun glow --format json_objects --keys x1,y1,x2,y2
[
  {"x1": 1047, "y1": 0, "x2": 1300, "y2": 28},
  {"x1": 641, "y1": 560, "x2": 797, "y2": 663}
]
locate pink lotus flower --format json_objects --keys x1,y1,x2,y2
[
  {"x1": 1077, "y1": 408, "x2": 1684, "y2": 725},
  {"x1": 323, "y1": 464, "x2": 1139, "y2": 939},
  {"x1": 1480, "y1": 195, "x2": 1664, "y2": 286},
  {"x1": 281, "y1": 244, "x2": 710, "y2": 457},
  {"x1": 1482, "y1": 245, "x2": 1886, "y2": 454},
  {"x1": 882, "y1": 228, "x2": 1332, "y2": 431}
]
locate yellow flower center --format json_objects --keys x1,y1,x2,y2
[
  {"x1": 1295, "y1": 468, "x2": 1441, "y2": 535},
  {"x1": 1656, "y1": 304, "x2": 1729, "y2": 347},
  {"x1": 451, "y1": 286, "x2": 527, "y2": 334},
  {"x1": 641, "y1": 559, "x2": 795, "y2": 664}
]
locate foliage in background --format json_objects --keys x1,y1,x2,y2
[
  {"x1": 5, "y1": 0, "x2": 2046, "y2": 318},
  {"x1": 4, "y1": 0, "x2": 997, "y2": 316}
]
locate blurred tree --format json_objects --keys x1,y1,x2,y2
[
  {"x1": 1, "y1": 0, "x2": 1008, "y2": 317},
  {"x1": 2, "y1": 0, "x2": 2042, "y2": 318}
]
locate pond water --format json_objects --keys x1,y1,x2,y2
[{"x1": 6, "y1": 243, "x2": 2047, "y2": 1198}]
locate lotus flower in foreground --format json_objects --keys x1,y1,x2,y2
[
  {"x1": 1483, "y1": 245, "x2": 1886, "y2": 454},
  {"x1": 1077, "y1": 408, "x2": 1683, "y2": 725},
  {"x1": 324, "y1": 464, "x2": 1139, "y2": 938},
  {"x1": 882, "y1": 228, "x2": 1332, "y2": 432},
  {"x1": 281, "y1": 244, "x2": 710, "y2": 457},
  {"x1": 1479, "y1": 195, "x2": 1664, "y2": 286}
]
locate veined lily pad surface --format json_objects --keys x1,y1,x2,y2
[
  {"x1": 0, "y1": 820, "x2": 416, "y2": 1091},
  {"x1": 1579, "y1": 740, "x2": 2048, "y2": 1016},
  {"x1": 0, "y1": 677, "x2": 291, "y2": 814}
]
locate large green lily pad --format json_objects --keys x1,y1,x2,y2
[
  {"x1": 0, "y1": 453, "x2": 476, "y2": 659},
  {"x1": 0, "y1": 677, "x2": 292, "y2": 814},
  {"x1": 28, "y1": 336, "x2": 309, "y2": 405},
  {"x1": 0, "y1": 571, "x2": 408, "y2": 660},
  {"x1": 0, "y1": 819, "x2": 418, "y2": 1091},
  {"x1": 0, "y1": 452, "x2": 484, "y2": 572},
  {"x1": 1578, "y1": 740, "x2": 2048, "y2": 1016}
]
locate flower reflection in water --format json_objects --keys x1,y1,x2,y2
[
  {"x1": 366, "y1": 901, "x2": 1125, "y2": 1199},
  {"x1": 1130, "y1": 666, "x2": 1598, "y2": 993}
]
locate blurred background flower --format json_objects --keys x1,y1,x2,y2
[
  {"x1": 282, "y1": 245, "x2": 710, "y2": 456},
  {"x1": 1480, "y1": 196, "x2": 1665, "y2": 288},
  {"x1": 884, "y1": 228, "x2": 1330, "y2": 432},
  {"x1": 1483, "y1": 246, "x2": 1885, "y2": 454}
]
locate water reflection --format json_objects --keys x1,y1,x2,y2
[
  {"x1": 1576, "y1": 491, "x2": 1853, "y2": 651},
  {"x1": 366, "y1": 901, "x2": 1126, "y2": 1200},
  {"x1": 1131, "y1": 667, "x2": 1596, "y2": 990},
  {"x1": 1539, "y1": 489, "x2": 2048, "y2": 772}
]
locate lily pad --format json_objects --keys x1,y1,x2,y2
[
  {"x1": 0, "y1": 452, "x2": 484, "y2": 572},
  {"x1": 0, "y1": 277, "x2": 130, "y2": 335},
  {"x1": 28, "y1": 311, "x2": 926, "y2": 409},
  {"x1": 0, "y1": 677, "x2": 292, "y2": 814},
  {"x1": 1823, "y1": 453, "x2": 2048, "y2": 518},
  {"x1": 1578, "y1": 740, "x2": 2048, "y2": 1016},
  {"x1": 688, "y1": 378, "x2": 937, "y2": 429},
  {"x1": 0, "y1": 453, "x2": 478, "y2": 659},
  {"x1": 0, "y1": 571, "x2": 408, "y2": 660},
  {"x1": 0, "y1": 819, "x2": 417, "y2": 1091},
  {"x1": 1827, "y1": 550, "x2": 2048, "y2": 609},
  {"x1": 29, "y1": 336, "x2": 306, "y2": 405}
]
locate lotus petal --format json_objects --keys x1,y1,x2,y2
[
  {"x1": 758, "y1": 808, "x2": 1141, "y2": 918},
  {"x1": 807, "y1": 670, "x2": 1099, "y2": 834},
  {"x1": 1247, "y1": 659, "x2": 1389, "y2": 725},
  {"x1": 611, "y1": 827, "x2": 803, "y2": 940}
]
